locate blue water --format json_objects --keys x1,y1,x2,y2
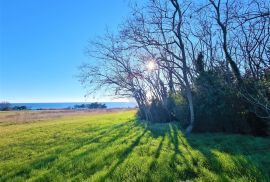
[{"x1": 11, "y1": 102, "x2": 137, "y2": 110}]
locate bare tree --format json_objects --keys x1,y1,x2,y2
[{"x1": 80, "y1": 0, "x2": 270, "y2": 134}]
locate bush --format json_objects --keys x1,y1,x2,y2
[
  {"x1": 193, "y1": 72, "x2": 245, "y2": 132},
  {"x1": 167, "y1": 93, "x2": 189, "y2": 127},
  {"x1": 140, "y1": 94, "x2": 189, "y2": 124},
  {"x1": 149, "y1": 99, "x2": 171, "y2": 122},
  {"x1": 192, "y1": 71, "x2": 269, "y2": 136}
]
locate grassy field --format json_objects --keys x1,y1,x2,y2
[{"x1": 0, "y1": 110, "x2": 270, "y2": 182}]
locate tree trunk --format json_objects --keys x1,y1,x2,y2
[{"x1": 185, "y1": 87, "x2": 194, "y2": 135}]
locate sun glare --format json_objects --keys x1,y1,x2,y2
[{"x1": 146, "y1": 61, "x2": 156, "y2": 71}]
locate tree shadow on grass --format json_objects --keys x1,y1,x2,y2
[
  {"x1": 3, "y1": 118, "x2": 269, "y2": 181},
  {"x1": 145, "y1": 134, "x2": 165, "y2": 181},
  {"x1": 186, "y1": 133, "x2": 270, "y2": 181},
  {"x1": 98, "y1": 128, "x2": 147, "y2": 181},
  {"x1": 137, "y1": 122, "x2": 199, "y2": 181},
  {"x1": 169, "y1": 124, "x2": 199, "y2": 181},
  {"x1": 141, "y1": 121, "x2": 270, "y2": 181},
  {"x1": 67, "y1": 122, "x2": 144, "y2": 177},
  {"x1": 1, "y1": 118, "x2": 142, "y2": 181}
]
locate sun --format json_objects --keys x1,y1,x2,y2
[{"x1": 146, "y1": 61, "x2": 156, "y2": 71}]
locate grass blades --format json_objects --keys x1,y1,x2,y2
[{"x1": 0, "y1": 110, "x2": 269, "y2": 181}]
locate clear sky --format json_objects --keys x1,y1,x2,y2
[{"x1": 0, "y1": 0, "x2": 132, "y2": 103}]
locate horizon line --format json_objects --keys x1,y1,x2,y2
[{"x1": 4, "y1": 101, "x2": 136, "y2": 104}]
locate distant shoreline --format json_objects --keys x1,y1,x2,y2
[{"x1": 9, "y1": 102, "x2": 137, "y2": 110}]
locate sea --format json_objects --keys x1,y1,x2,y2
[{"x1": 11, "y1": 102, "x2": 137, "y2": 110}]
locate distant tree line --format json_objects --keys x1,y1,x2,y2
[
  {"x1": 74, "y1": 102, "x2": 107, "y2": 109},
  {"x1": 80, "y1": 0, "x2": 270, "y2": 136},
  {"x1": 0, "y1": 102, "x2": 28, "y2": 111},
  {"x1": 0, "y1": 102, "x2": 107, "y2": 111}
]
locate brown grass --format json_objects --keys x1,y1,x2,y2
[{"x1": 0, "y1": 109, "x2": 136, "y2": 123}]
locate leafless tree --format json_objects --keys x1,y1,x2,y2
[
  {"x1": 205, "y1": 0, "x2": 270, "y2": 117},
  {"x1": 80, "y1": 0, "x2": 270, "y2": 134}
]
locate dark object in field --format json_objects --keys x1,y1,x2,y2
[{"x1": 74, "y1": 102, "x2": 107, "y2": 109}]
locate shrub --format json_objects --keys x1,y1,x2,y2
[
  {"x1": 167, "y1": 93, "x2": 189, "y2": 128},
  {"x1": 192, "y1": 71, "x2": 269, "y2": 136},
  {"x1": 141, "y1": 93, "x2": 189, "y2": 125},
  {"x1": 193, "y1": 72, "x2": 245, "y2": 132},
  {"x1": 149, "y1": 99, "x2": 171, "y2": 122}
]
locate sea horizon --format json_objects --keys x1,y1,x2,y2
[{"x1": 10, "y1": 102, "x2": 137, "y2": 110}]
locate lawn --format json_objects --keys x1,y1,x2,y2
[{"x1": 0, "y1": 110, "x2": 270, "y2": 181}]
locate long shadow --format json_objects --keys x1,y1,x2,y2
[
  {"x1": 69, "y1": 126, "x2": 144, "y2": 178},
  {"x1": 134, "y1": 122, "x2": 220, "y2": 180},
  {"x1": 1, "y1": 119, "x2": 139, "y2": 180},
  {"x1": 153, "y1": 136, "x2": 165, "y2": 159},
  {"x1": 174, "y1": 126, "x2": 266, "y2": 181},
  {"x1": 5, "y1": 118, "x2": 269, "y2": 181},
  {"x1": 173, "y1": 125, "x2": 198, "y2": 167},
  {"x1": 71, "y1": 125, "x2": 136, "y2": 159},
  {"x1": 145, "y1": 135, "x2": 165, "y2": 181},
  {"x1": 131, "y1": 120, "x2": 270, "y2": 181},
  {"x1": 69, "y1": 124, "x2": 140, "y2": 167},
  {"x1": 168, "y1": 124, "x2": 199, "y2": 181},
  {"x1": 10, "y1": 121, "x2": 126, "y2": 154},
  {"x1": 68, "y1": 121, "x2": 137, "y2": 158},
  {"x1": 186, "y1": 133, "x2": 270, "y2": 181},
  {"x1": 99, "y1": 128, "x2": 147, "y2": 181},
  {"x1": 139, "y1": 121, "x2": 198, "y2": 180},
  {"x1": 57, "y1": 119, "x2": 145, "y2": 178},
  {"x1": 142, "y1": 122, "x2": 230, "y2": 181}
]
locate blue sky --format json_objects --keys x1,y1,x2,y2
[{"x1": 0, "y1": 0, "x2": 132, "y2": 103}]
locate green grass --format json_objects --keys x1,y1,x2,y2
[{"x1": 0, "y1": 111, "x2": 270, "y2": 182}]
